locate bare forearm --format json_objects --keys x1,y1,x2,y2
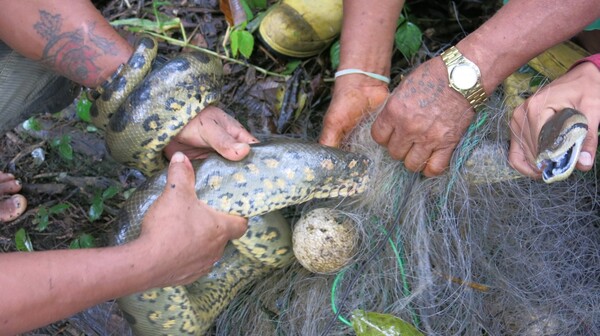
[
  {"x1": 458, "y1": 0, "x2": 600, "y2": 95},
  {"x1": 0, "y1": 0, "x2": 132, "y2": 87},
  {"x1": 339, "y1": 0, "x2": 404, "y2": 75},
  {"x1": 0, "y1": 244, "x2": 152, "y2": 335}
]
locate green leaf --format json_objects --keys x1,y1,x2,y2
[
  {"x1": 247, "y1": 0, "x2": 267, "y2": 9},
  {"x1": 240, "y1": 0, "x2": 254, "y2": 21},
  {"x1": 15, "y1": 228, "x2": 34, "y2": 252},
  {"x1": 102, "y1": 186, "x2": 120, "y2": 200},
  {"x1": 76, "y1": 95, "x2": 92, "y2": 122},
  {"x1": 231, "y1": 29, "x2": 241, "y2": 57},
  {"x1": 282, "y1": 60, "x2": 301, "y2": 75},
  {"x1": 237, "y1": 30, "x2": 255, "y2": 58},
  {"x1": 231, "y1": 29, "x2": 254, "y2": 59},
  {"x1": 49, "y1": 203, "x2": 70, "y2": 215},
  {"x1": 34, "y1": 206, "x2": 50, "y2": 231},
  {"x1": 59, "y1": 141, "x2": 73, "y2": 161},
  {"x1": 70, "y1": 233, "x2": 96, "y2": 249},
  {"x1": 51, "y1": 135, "x2": 73, "y2": 161},
  {"x1": 330, "y1": 40, "x2": 340, "y2": 70},
  {"x1": 88, "y1": 193, "x2": 104, "y2": 222},
  {"x1": 394, "y1": 21, "x2": 422, "y2": 60},
  {"x1": 23, "y1": 117, "x2": 42, "y2": 131},
  {"x1": 352, "y1": 310, "x2": 423, "y2": 336}
]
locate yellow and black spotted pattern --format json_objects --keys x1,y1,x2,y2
[
  {"x1": 92, "y1": 37, "x2": 372, "y2": 336},
  {"x1": 114, "y1": 140, "x2": 371, "y2": 335},
  {"x1": 90, "y1": 36, "x2": 223, "y2": 176}
]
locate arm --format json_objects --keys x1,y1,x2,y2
[
  {"x1": 0, "y1": 153, "x2": 248, "y2": 335},
  {"x1": 371, "y1": 0, "x2": 600, "y2": 176},
  {"x1": 508, "y1": 56, "x2": 600, "y2": 178},
  {"x1": 319, "y1": 0, "x2": 403, "y2": 147},
  {"x1": 0, "y1": 1, "x2": 257, "y2": 161},
  {"x1": 0, "y1": 0, "x2": 132, "y2": 88}
]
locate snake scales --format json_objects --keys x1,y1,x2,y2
[
  {"x1": 88, "y1": 35, "x2": 589, "y2": 335},
  {"x1": 90, "y1": 36, "x2": 372, "y2": 335}
]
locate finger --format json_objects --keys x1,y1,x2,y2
[
  {"x1": 576, "y1": 124, "x2": 598, "y2": 171},
  {"x1": 384, "y1": 129, "x2": 413, "y2": 161},
  {"x1": 402, "y1": 144, "x2": 433, "y2": 173},
  {"x1": 508, "y1": 139, "x2": 541, "y2": 178},
  {"x1": 370, "y1": 111, "x2": 394, "y2": 146},
  {"x1": 320, "y1": 102, "x2": 358, "y2": 148},
  {"x1": 423, "y1": 147, "x2": 453, "y2": 177},
  {"x1": 220, "y1": 213, "x2": 248, "y2": 240},
  {"x1": 204, "y1": 126, "x2": 252, "y2": 161},
  {"x1": 0, "y1": 194, "x2": 27, "y2": 222},
  {"x1": 319, "y1": 124, "x2": 344, "y2": 148},
  {"x1": 164, "y1": 152, "x2": 196, "y2": 196}
]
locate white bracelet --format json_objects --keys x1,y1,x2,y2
[{"x1": 334, "y1": 69, "x2": 390, "y2": 84}]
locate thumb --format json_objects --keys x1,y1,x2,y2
[
  {"x1": 164, "y1": 152, "x2": 196, "y2": 196},
  {"x1": 577, "y1": 128, "x2": 598, "y2": 171},
  {"x1": 222, "y1": 213, "x2": 248, "y2": 240}
]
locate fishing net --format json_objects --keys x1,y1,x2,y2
[{"x1": 213, "y1": 93, "x2": 600, "y2": 335}]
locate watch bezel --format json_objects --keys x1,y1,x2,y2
[{"x1": 448, "y1": 62, "x2": 480, "y2": 91}]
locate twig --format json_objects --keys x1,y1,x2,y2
[{"x1": 145, "y1": 31, "x2": 288, "y2": 78}]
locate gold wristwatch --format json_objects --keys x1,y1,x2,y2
[{"x1": 440, "y1": 46, "x2": 487, "y2": 111}]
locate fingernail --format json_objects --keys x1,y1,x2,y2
[
  {"x1": 578, "y1": 151, "x2": 592, "y2": 166},
  {"x1": 233, "y1": 143, "x2": 248, "y2": 152},
  {"x1": 171, "y1": 152, "x2": 185, "y2": 163},
  {"x1": 15, "y1": 179, "x2": 21, "y2": 186}
]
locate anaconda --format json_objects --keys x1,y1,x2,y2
[
  {"x1": 90, "y1": 36, "x2": 372, "y2": 335},
  {"x1": 89, "y1": 35, "x2": 588, "y2": 335},
  {"x1": 114, "y1": 140, "x2": 371, "y2": 335}
]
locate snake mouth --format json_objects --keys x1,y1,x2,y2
[{"x1": 538, "y1": 137, "x2": 584, "y2": 183}]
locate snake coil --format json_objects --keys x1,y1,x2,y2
[{"x1": 90, "y1": 36, "x2": 372, "y2": 335}]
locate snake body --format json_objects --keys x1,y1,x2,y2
[
  {"x1": 91, "y1": 37, "x2": 371, "y2": 335},
  {"x1": 90, "y1": 36, "x2": 223, "y2": 176},
  {"x1": 114, "y1": 140, "x2": 371, "y2": 335}
]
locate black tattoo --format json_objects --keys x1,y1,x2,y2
[{"x1": 33, "y1": 10, "x2": 117, "y2": 84}]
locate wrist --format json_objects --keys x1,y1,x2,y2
[
  {"x1": 337, "y1": 0, "x2": 400, "y2": 77},
  {"x1": 439, "y1": 45, "x2": 487, "y2": 111}
]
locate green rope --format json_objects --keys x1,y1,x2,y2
[
  {"x1": 330, "y1": 220, "x2": 420, "y2": 328},
  {"x1": 331, "y1": 269, "x2": 353, "y2": 326},
  {"x1": 439, "y1": 109, "x2": 490, "y2": 207}
]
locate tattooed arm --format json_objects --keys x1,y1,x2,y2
[{"x1": 0, "y1": 0, "x2": 132, "y2": 87}]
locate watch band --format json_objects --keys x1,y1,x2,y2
[{"x1": 441, "y1": 46, "x2": 487, "y2": 111}]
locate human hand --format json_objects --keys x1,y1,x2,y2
[
  {"x1": 508, "y1": 61, "x2": 600, "y2": 178},
  {"x1": 135, "y1": 152, "x2": 248, "y2": 287},
  {"x1": 319, "y1": 75, "x2": 389, "y2": 147},
  {"x1": 371, "y1": 57, "x2": 476, "y2": 176},
  {"x1": 163, "y1": 106, "x2": 259, "y2": 162}
]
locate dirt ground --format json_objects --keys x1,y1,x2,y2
[{"x1": 0, "y1": 1, "x2": 499, "y2": 335}]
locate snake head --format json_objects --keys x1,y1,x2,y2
[{"x1": 535, "y1": 108, "x2": 588, "y2": 184}]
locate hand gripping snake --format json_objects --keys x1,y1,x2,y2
[
  {"x1": 90, "y1": 36, "x2": 371, "y2": 335},
  {"x1": 90, "y1": 36, "x2": 588, "y2": 335}
]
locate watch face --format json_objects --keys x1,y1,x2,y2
[{"x1": 450, "y1": 63, "x2": 478, "y2": 90}]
